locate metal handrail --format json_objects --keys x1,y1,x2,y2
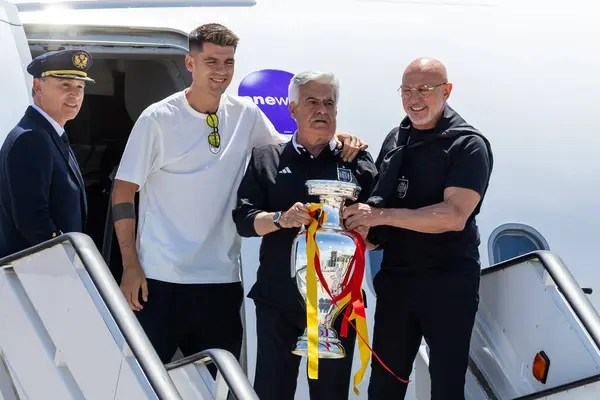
[
  {"x1": 483, "y1": 250, "x2": 600, "y2": 352},
  {"x1": 0, "y1": 233, "x2": 182, "y2": 399},
  {"x1": 165, "y1": 349, "x2": 259, "y2": 400},
  {"x1": 1, "y1": 232, "x2": 260, "y2": 399},
  {"x1": 471, "y1": 250, "x2": 600, "y2": 399}
]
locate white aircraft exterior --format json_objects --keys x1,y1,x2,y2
[{"x1": 1, "y1": 0, "x2": 600, "y2": 399}]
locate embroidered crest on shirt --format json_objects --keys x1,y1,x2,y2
[
  {"x1": 337, "y1": 167, "x2": 352, "y2": 183},
  {"x1": 397, "y1": 176, "x2": 409, "y2": 198}
]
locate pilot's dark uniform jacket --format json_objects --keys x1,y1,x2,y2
[
  {"x1": 232, "y1": 137, "x2": 378, "y2": 400},
  {"x1": 0, "y1": 49, "x2": 94, "y2": 258},
  {"x1": 365, "y1": 105, "x2": 493, "y2": 400}
]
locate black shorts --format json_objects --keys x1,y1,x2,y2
[{"x1": 134, "y1": 279, "x2": 244, "y2": 368}]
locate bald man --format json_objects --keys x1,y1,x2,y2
[{"x1": 343, "y1": 57, "x2": 494, "y2": 399}]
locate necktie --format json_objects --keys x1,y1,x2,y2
[
  {"x1": 61, "y1": 132, "x2": 70, "y2": 148},
  {"x1": 61, "y1": 131, "x2": 88, "y2": 221}
]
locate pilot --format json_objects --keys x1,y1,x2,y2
[
  {"x1": 342, "y1": 57, "x2": 494, "y2": 399},
  {"x1": 232, "y1": 71, "x2": 378, "y2": 400},
  {"x1": 0, "y1": 49, "x2": 93, "y2": 258}
]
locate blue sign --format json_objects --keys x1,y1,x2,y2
[{"x1": 238, "y1": 69, "x2": 296, "y2": 134}]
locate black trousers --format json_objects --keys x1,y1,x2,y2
[
  {"x1": 135, "y1": 279, "x2": 244, "y2": 376},
  {"x1": 367, "y1": 266, "x2": 480, "y2": 400},
  {"x1": 253, "y1": 302, "x2": 357, "y2": 400}
]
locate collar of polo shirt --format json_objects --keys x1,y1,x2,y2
[{"x1": 291, "y1": 131, "x2": 336, "y2": 157}]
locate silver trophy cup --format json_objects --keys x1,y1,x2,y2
[{"x1": 290, "y1": 179, "x2": 361, "y2": 359}]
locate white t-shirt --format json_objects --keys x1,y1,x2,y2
[{"x1": 115, "y1": 89, "x2": 287, "y2": 284}]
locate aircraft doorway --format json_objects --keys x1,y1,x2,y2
[{"x1": 28, "y1": 39, "x2": 192, "y2": 282}]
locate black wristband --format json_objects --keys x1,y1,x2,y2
[{"x1": 113, "y1": 202, "x2": 136, "y2": 222}]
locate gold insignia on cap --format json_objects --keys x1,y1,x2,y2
[{"x1": 72, "y1": 52, "x2": 89, "y2": 69}]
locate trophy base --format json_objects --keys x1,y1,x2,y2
[{"x1": 291, "y1": 327, "x2": 346, "y2": 359}]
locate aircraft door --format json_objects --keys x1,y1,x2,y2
[
  {"x1": 9, "y1": 0, "x2": 256, "y2": 11},
  {"x1": 0, "y1": 0, "x2": 32, "y2": 146}
]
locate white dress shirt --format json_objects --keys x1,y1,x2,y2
[{"x1": 31, "y1": 104, "x2": 65, "y2": 137}]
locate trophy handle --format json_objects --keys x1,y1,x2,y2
[
  {"x1": 291, "y1": 235, "x2": 299, "y2": 278},
  {"x1": 290, "y1": 203, "x2": 315, "y2": 278},
  {"x1": 340, "y1": 202, "x2": 347, "y2": 231}
]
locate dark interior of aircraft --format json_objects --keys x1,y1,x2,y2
[{"x1": 66, "y1": 70, "x2": 132, "y2": 282}]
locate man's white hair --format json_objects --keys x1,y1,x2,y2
[{"x1": 288, "y1": 71, "x2": 339, "y2": 105}]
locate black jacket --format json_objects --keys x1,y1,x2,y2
[
  {"x1": 367, "y1": 105, "x2": 493, "y2": 270},
  {"x1": 0, "y1": 106, "x2": 87, "y2": 258},
  {"x1": 233, "y1": 140, "x2": 377, "y2": 311}
]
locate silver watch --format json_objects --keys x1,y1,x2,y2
[{"x1": 273, "y1": 211, "x2": 283, "y2": 228}]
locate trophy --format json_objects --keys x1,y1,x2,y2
[{"x1": 290, "y1": 179, "x2": 361, "y2": 359}]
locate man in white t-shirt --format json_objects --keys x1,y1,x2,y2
[{"x1": 111, "y1": 23, "x2": 367, "y2": 367}]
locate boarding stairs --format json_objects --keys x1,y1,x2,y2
[
  {"x1": 0, "y1": 233, "x2": 259, "y2": 400},
  {"x1": 412, "y1": 251, "x2": 600, "y2": 399}
]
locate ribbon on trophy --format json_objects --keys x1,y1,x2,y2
[
  {"x1": 305, "y1": 203, "x2": 410, "y2": 395},
  {"x1": 305, "y1": 203, "x2": 325, "y2": 381}
]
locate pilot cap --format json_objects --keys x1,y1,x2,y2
[{"x1": 27, "y1": 49, "x2": 95, "y2": 83}]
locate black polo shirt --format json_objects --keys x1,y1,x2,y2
[
  {"x1": 368, "y1": 105, "x2": 493, "y2": 273},
  {"x1": 233, "y1": 139, "x2": 378, "y2": 312}
]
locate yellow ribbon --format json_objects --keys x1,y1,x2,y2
[
  {"x1": 306, "y1": 203, "x2": 325, "y2": 379},
  {"x1": 351, "y1": 302, "x2": 371, "y2": 394}
]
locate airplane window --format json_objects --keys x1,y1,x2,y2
[{"x1": 488, "y1": 223, "x2": 550, "y2": 265}]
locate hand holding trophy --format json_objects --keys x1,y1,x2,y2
[{"x1": 290, "y1": 179, "x2": 371, "y2": 395}]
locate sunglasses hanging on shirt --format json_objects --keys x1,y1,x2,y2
[{"x1": 206, "y1": 113, "x2": 221, "y2": 154}]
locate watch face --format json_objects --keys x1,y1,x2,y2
[{"x1": 274, "y1": 211, "x2": 283, "y2": 227}]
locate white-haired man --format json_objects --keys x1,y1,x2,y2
[{"x1": 233, "y1": 71, "x2": 378, "y2": 399}]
